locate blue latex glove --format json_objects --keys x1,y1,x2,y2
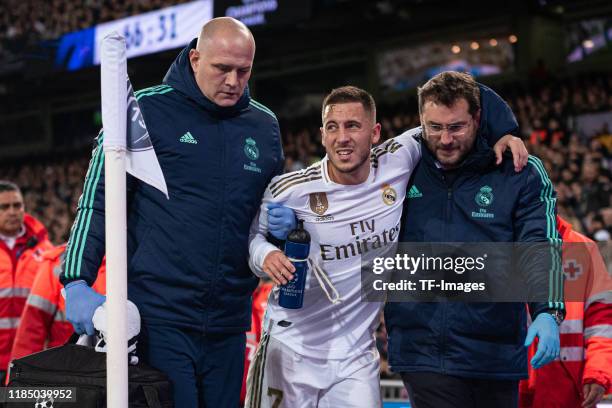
[
  {"x1": 524, "y1": 313, "x2": 560, "y2": 369},
  {"x1": 64, "y1": 280, "x2": 106, "y2": 336},
  {"x1": 267, "y1": 203, "x2": 297, "y2": 240}
]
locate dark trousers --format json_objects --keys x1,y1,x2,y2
[
  {"x1": 140, "y1": 324, "x2": 246, "y2": 408},
  {"x1": 401, "y1": 371, "x2": 519, "y2": 408}
]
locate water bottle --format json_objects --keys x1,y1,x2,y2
[{"x1": 279, "y1": 220, "x2": 311, "y2": 309}]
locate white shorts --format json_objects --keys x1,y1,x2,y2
[{"x1": 245, "y1": 332, "x2": 382, "y2": 408}]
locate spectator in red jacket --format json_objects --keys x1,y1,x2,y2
[
  {"x1": 0, "y1": 180, "x2": 52, "y2": 381},
  {"x1": 10, "y1": 244, "x2": 106, "y2": 361},
  {"x1": 520, "y1": 216, "x2": 612, "y2": 408}
]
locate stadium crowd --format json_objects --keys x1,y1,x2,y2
[
  {"x1": 0, "y1": 0, "x2": 191, "y2": 60},
  {"x1": 0, "y1": 0, "x2": 191, "y2": 41}
]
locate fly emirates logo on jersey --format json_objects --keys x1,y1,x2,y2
[{"x1": 319, "y1": 218, "x2": 400, "y2": 261}]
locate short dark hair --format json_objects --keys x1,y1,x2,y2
[
  {"x1": 418, "y1": 71, "x2": 480, "y2": 117},
  {"x1": 0, "y1": 181, "x2": 20, "y2": 194},
  {"x1": 322, "y1": 86, "x2": 376, "y2": 120}
]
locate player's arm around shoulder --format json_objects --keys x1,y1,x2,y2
[{"x1": 374, "y1": 127, "x2": 422, "y2": 172}]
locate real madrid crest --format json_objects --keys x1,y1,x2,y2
[
  {"x1": 309, "y1": 192, "x2": 329, "y2": 215},
  {"x1": 475, "y1": 185, "x2": 493, "y2": 207},
  {"x1": 244, "y1": 137, "x2": 259, "y2": 160},
  {"x1": 382, "y1": 183, "x2": 397, "y2": 205}
]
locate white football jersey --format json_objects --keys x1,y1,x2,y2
[{"x1": 249, "y1": 128, "x2": 422, "y2": 359}]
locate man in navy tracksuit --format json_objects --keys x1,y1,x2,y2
[
  {"x1": 385, "y1": 72, "x2": 565, "y2": 407},
  {"x1": 60, "y1": 18, "x2": 286, "y2": 407}
]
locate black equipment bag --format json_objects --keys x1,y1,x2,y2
[{"x1": 5, "y1": 338, "x2": 173, "y2": 408}]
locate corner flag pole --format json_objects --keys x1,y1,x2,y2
[{"x1": 100, "y1": 33, "x2": 129, "y2": 408}]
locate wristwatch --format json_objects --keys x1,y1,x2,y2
[{"x1": 546, "y1": 309, "x2": 565, "y2": 326}]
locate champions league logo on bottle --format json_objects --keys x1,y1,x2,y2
[{"x1": 279, "y1": 220, "x2": 311, "y2": 309}]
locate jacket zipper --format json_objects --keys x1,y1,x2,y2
[{"x1": 208, "y1": 119, "x2": 227, "y2": 331}]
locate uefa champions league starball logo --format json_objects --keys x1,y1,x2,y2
[{"x1": 35, "y1": 396, "x2": 54, "y2": 408}]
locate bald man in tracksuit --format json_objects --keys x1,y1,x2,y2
[{"x1": 60, "y1": 18, "x2": 285, "y2": 407}]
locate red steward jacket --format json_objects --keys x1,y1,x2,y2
[
  {"x1": 10, "y1": 245, "x2": 106, "y2": 361},
  {"x1": 0, "y1": 213, "x2": 52, "y2": 371},
  {"x1": 520, "y1": 217, "x2": 612, "y2": 407}
]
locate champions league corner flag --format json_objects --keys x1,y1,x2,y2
[
  {"x1": 102, "y1": 34, "x2": 168, "y2": 198},
  {"x1": 99, "y1": 32, "x2": 167, "y2": 408},
  {"x1": 125, "y1": 79, "x2": 169, "y2": 198}
]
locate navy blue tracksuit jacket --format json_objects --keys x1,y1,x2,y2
[
  {"x1": 385, "y1": 134, "x2": 564, "y2": 380},
  {"x1": 61, "y1": 39, "x2": 284, "y2": 334}
]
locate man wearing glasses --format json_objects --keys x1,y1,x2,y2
[
  {"x1": 385, "y1": 71, "x2": 565, "y2": 407},
  {"x1": 0, "y1": 180, "x2": 52, "y2": 382}
]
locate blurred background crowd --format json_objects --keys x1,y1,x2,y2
[
  {"x1": 2, "y1": 74, "x2": 609, "y2": 246},
  {"x1": 0, "y1": 0, "x2": 192, "y2": 59}
]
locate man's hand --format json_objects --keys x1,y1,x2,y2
[
  {"x1": 524, "y1": 313, "x2": 560, "y2": 369},
  {"x1": 64, "y1": 280, "x2": 106, "y2": 335},
  {"x1": 493, "y1": 134, "x2": 528, "y2": 172},
  {"x1": 267, "y1": 203, "x2": 297, "y2": 240},
  {"x1": 582, "y1": 382, "x2": 606, "y2": 408},
  {"x1": 262, "y1": 250, "x2": 296, "y2": 285}
]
